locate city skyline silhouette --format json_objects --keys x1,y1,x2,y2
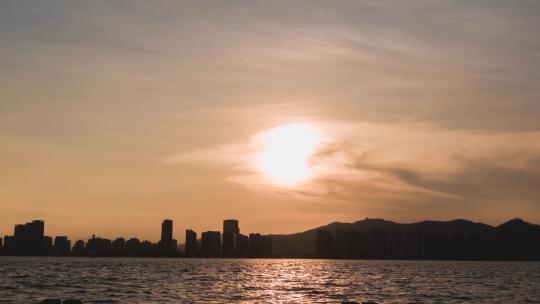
[{"x1": 2, "y1": 217, "x2": 539, "y2": 261}]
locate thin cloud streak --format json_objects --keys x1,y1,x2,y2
[{"x1": 168, "y1": 120, "x2": 540, "y2": 222}]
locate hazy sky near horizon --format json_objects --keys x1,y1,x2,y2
[{"x1": 1, "y1": 0, "x2": 540, "y2": 242}]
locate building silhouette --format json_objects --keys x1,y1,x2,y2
[
  {"x1": 7, "y1": 220, "x2": 46, "y2": 255},
  {"x1": 249, "y1": 233, "x2": 263, "y2": 257},
  {"x1": 43, "y1": 236, "x2": 53, "y2": 255},
  {"x1": 161, "y1": 219, "x2": 174, "y2": 253},
  {"x1": 29, "y1": 220, "x2": 45, "y2": 253},
  {"x1": 185, "y1": 230, "x2": 197, "y2": 256},
  {"x1": 316, "y1": 229, "x2": 334, "y2": 258},
  {"x1": 3, "y1": 236, "x2": 12, "y2": 252},
  {"x1": 201, "y1": 231, "x2": 220, "y2": 257},
  {"x1": 72, "y1": 240, "x2": 85, "y2": 256},
  {"x1": 87, "y1": 235, "x2": 112, "y2": 257},
  {"x1": 0, "y1": 218, "x2": 272, "y2": 258},
  {"x1": 334, "y1": 230, "x2": 348, "y2": 258},
  {"x1": 369, "y1": 230, "x2": 389, "y2": 258},
  {"x1": 3, "y1": 217, "x2": 534, "y2": 260},
  {"x1": 112, "y1": 238, "x2": 126, "y2": 256},
  {"x1": 223, "y1": 219, "x2": 240, "y2": 234},
  {"x1": 261, "y1": 236, "x2": 273, "y2": 257},
  {"x1": 125, "y1": 238, "x2": 141, "y2": 256},
  {"x1": 235, "y1": 234, "x2": 249, "y2": 257},
  {"x1": 53, "y1": 236, "x2": 70, "y2": 256},
  {"x1": 222, "y1": 219, "x2": 239, "y2": 257},
  {"x1": 405, "y1": 230, "x2": 424, "y2": 258}
]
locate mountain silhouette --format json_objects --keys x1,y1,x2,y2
[{"x1": 270, "y1": 218, "x2": 540, "y2": 260}]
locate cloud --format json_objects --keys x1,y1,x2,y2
[
  {"x1": 381, "y1": 156, "x2": 540, "y2": 201},
  {"x1": 2, "y1": 0, "x2": 540, "y2": 229},
  {"x1": 167, "y1": 120, "x2": 540, "y2": 220}
]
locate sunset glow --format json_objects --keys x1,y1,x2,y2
[
  {"x1": 257, "y1": 123, "x2": 318, "y2": 185},
  {"x1": 2, "y1": 0, "x2": 540, "y2": 242}
]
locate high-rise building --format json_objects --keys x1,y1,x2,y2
[
  {"x1": 112, "y1": 238, "x2": 126, "y2": 256},
  {"x1": 43, "y1": 236, "x2": 53, "y2": 255},
  {"x1": 125, "y1": 238, "x2": 141, "y2": 256},
  {"x1": 334, "y1": 230, "x2": 348, "y2": 258},
  {"x1": 13, "y1": 224, "x2": 26, "y2": 253},
  {"x1": 87, "y1": 235, "x2": 112, "y2": 257},
  {"x1": 172, "y1": 239, "x2": 178, "y2": 253},
  {"x1": 140, "y1": 240, "x2": 154, "y2": 256},
  {"x1": 201, "y1": 231, "x2": 220, "y2": 257},
  {"x1": 405, "y1": 230, "x2": 424, "y2": 258},
  {"x1": 222, "y1": 233, "x2": 236, "y2": 257},
  {"x1": 316, "y1": 229, "x2": 334, "y2": 258},
  {"x1": 223, "y1": 219, "x2": 240, "y2": 234},
  {"x1": 390, "y1": 230, "x2": 404, "y2": 258},
  {"x1": 235, "y1": 234, "x2": 249, "y2": 257},
  {"x1": 161, "y1": 219, "x2": 173, "y2": 252},
  {"x1": 3, "y1": 236, "x2": 13, "y2": 253},
  {"x1": 222, "y1": 219, "x2": 240, "y2": 257},
  {"x1": 249, "y1": 233, "x2": 263, "y2": 257},
  {"x1": 185, "y1": 230, "x2": 197, "y2": 256},
  {"x1": 11, "y1": 220, "x2": 45, "y2": 255},
  {"x1": 345, "y1": 230, "x2": 362, "y2": 258},
  {"x1": 261, "y1": 235, "x2": 273, "y2": 257},
  {"x1": 72, "y1": 240, "x2": 85, "y2": 256},
  {"x1": 369, "y1": 230, "x2": 389, "y2": 258},
  {"x1": 53, "y1": 236, "x2": 71, "y2": 256},
  {"x1": 29, "y1": 220, "x2": 45, "y2": 252}
]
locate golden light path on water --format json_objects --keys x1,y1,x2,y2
[{"x1": 256, "y1": 123, "x2": 319, "y2": 186}]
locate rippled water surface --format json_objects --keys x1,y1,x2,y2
[{"x1": 1, "y1": 257, "x2": 539, "y2": 303}]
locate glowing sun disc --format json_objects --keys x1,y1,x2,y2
[{"x1": 257, "y1": 123, "x2": 318, "y2": 185}]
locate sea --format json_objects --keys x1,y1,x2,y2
[{"x1": 0, "y1": 257, "x2": 539, "y2": 303}]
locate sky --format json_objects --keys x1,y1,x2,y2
[{"x1": 1, "y1": 0, "x2": 540, "y2": 242}]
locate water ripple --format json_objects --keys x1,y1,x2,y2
[{"x1": 0, "y1": 257, "x2": 539, "y2": 303}]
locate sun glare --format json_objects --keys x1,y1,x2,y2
[{"x1": 257, "y1": 123, "x2": 318, "y2": 186}]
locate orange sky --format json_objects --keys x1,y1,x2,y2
[{"x1": 1, "y1": 1, "x2": 540, "y2": 242}]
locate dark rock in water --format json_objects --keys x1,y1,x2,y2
[
  {"x1": 63, "y1": 300, "x2": 82, "y2": 304},
  {"x1": 40, "y1": 300, "x2": 61, "y2": 304},
  {"x1": 362, "y1": 301, "x2": 379, "y2": 304}
]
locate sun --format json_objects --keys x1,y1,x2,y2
[{"x1": 257, "y1": 123, "x2": 318, "y2": 185}]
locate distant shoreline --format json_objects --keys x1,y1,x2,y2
[{"x1": 2, "y1": 255, "x2": 540, "y2": 262}]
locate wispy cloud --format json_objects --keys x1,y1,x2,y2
[{"x1": 167, "y1": 119, "x2": 540, "y2": 221}]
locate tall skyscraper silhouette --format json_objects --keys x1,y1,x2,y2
[
  {"x1": 185, "y1": 229, "x2": 197, "y2": 256},
  {"x1": 53, "y1": 236, "x2": 70, "y2": 256},
  {"x1": 72, "y1": 240, "x2": 85, "y2": 256},
  {"x1": 11, "y1": 220, "x2": 45, "y2": 255},
  {"x1": 13, "y1": 224, "x2": 25, "y2": 254},
  {"x1": 223, "y1": 219, "x2": 240, "y2": 234},
  {"x1": 201, "y1": 231, "x2": 221, "y2": 257},
  {"x1": 161, "y1": 219, "x2": 173, "y2": 252},
  {"x1": 29, "y1": 220, "x2": 45, "y2": 254},
  {"x1": 222, "y1": 219, "x2": 239, "y2": 257},
  {"x1": 235, "y1": 234, "x2": 249, "y2": 257},
  {"x1": 249, "y1": 233, "x2": 263, "y2": 257}
]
